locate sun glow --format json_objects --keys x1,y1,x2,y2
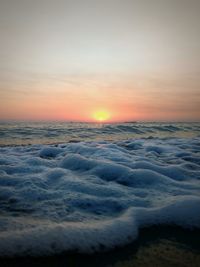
[{"x1": 93, "y1": 110, "x2": 110, "y2": 122}]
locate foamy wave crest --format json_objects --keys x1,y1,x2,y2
[{"x1": 0, "y1": 138, "x2": 200, "y2": 256}]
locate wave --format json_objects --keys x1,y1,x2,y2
[
  {"x1": 0, "y1": 122, "x2": 199, "y2": 145},
  {"x1": 0, "y1": 137, "x2": 200, "y2": 256}
]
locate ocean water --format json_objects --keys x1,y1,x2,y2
[
  {"x1": 0, "y1": 122, "x2": 200, "y2": 256},
  {"x1": 0, "y1": 121, "x2": 199, "y2": 145}
]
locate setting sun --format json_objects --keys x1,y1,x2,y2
[{"x1": 93, "y1": 110, "x2": 110, "y2": 122}]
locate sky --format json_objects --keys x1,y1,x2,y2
[{"x1": 0, "y1": 0, "x2": 200, "y2": 122}]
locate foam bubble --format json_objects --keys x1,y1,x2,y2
[{"x1": 0, "y1": 137, "x2": 200, "y2": 256}]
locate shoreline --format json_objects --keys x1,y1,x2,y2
[{"x1": 1, "y1": 225, "x2": 200, "y2": 267}]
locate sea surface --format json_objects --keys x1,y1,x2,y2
[
  {"x1": 0, "y1": 122, "x2": 200, "y2": 257},
  {"x1": 0, "y1": 121, "x2": 199, "y2": 146}
]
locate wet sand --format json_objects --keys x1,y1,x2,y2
[{"x1": 1, "y1": 225, "x2": 200, "y2": 267}]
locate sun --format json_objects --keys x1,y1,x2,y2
[{"x1": 93, "y1": 110, "x2": 110, "y2": 122}]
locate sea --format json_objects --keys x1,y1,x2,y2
[
  {"x1": 0, "y1": 121, "x2": 199, "y2": 146},
  {"x1": 0, "y1": 121, "x2": 200, "y2": 258}
]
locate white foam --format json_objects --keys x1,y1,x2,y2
[{"x1": 0, "y1": 137, "x2": 200, "y2": 256}]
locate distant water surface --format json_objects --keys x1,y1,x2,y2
[{"x1": 0, "y1": 121, "x2": 199, "y2": 145}]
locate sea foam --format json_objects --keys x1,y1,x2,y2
[{"x1": 0, "y1": 137, "x2": 200, "y2": 256}]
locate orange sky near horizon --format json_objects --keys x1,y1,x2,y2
[
  {"x1": 0, "y1": 0, "x2": 200, "y2": 122},
  {"x1": 1, "y1": 74, "x2": 199, "y2": 122}
]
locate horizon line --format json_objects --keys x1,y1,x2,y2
[{"x1": 0, "y1": 119, "x2": 199, "y2": 124}]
